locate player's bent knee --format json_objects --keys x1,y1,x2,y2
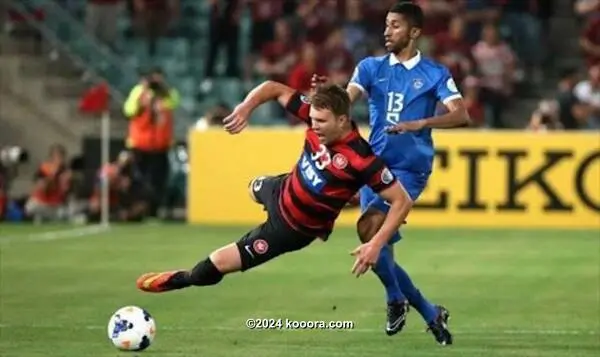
[{"x1": 208, "y1": 243, "x2": 243, "y2": 274}]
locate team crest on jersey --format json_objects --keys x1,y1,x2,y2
[
  {"x1": 332, "y1": 153, "x2": 348, "y2": 169},
  {"x1": 413, "y1": 78, "x2": 424, "y2": 89},
  {"x1": 381, "y1": 168, "x2": 394, "y2": 185},
  {"x1": 253, "y1": 239, "x2": 269, "y2": 254}
]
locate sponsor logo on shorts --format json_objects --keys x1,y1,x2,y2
[
  {"x1": 244, "y1": 245, "x2": 255, "y2": 258},
  {"x1": 253, "y1": 239, "x2": 269, "y2": 254},
  {"x1": 332, "y1": 153, "x2": 348, "y2": 169}
]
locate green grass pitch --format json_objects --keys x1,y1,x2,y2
[{"x1": 0, "y1": 224, "x2": 598, "y2": 357}]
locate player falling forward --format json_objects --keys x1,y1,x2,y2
[
  {"x1": 137, "y1": 83, "x2": 415, "y2": 297},
  {"x1": 312, "y1": 2, "x2": 471, "y2": 344}
]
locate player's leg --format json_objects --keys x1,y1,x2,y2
[
  {"x1": 358, "y1": 186, "x2": 407, "y2": 336},
  {"x1": 373, "y1": 171, "x2": 452, "y2": 345},
  {"x1": 137, "y1": 220, "x2": 315, "y2": 292},
  {"x1": 137, "y1": 173, "x2": 315, "y2": 293}
]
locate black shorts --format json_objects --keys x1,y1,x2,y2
[{"x1": 235, "y1": 175, "x2": 316, "y2": 271}]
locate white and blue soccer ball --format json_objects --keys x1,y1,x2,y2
[{"x1": 107, "y1": 306, "x2": 156, "y2": 351}]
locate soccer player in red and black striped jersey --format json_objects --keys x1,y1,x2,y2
[{"x1": 136, "y1": 82, "x2": 414, "y2": 296}]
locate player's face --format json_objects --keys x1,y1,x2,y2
[
  {"x1": 309, "y1": 107, "x2": 346, "y2": 145},
  {"x1": 384, "y1": 13, "x2": 414, "y2": 54}
]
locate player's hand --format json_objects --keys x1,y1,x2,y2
[
  {"x1": 385, "y1": 119, "x2": 427, "y2": 134},
  {"x1": 223, "y1": 103, "x2": 251, "y2": 134},
  {"x1": 310, "y1": 74, "x2": 329, "y2": 92},
  {"x1": 350, "y1": 242, "x2": 382, "y2": 277}
]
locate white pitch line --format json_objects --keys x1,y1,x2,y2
[
  {"x1": 0, "y1": 224, "x2": 110, "y2": 245},
  {"x1": 0, "y1": 323, "x2": 596, "y2": 336}
]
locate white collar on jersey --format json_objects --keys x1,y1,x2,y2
[{"x1": 389, "y1": 50, "x2": 421, "y2": 70}]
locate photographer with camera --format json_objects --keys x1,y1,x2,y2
[
  {"x1": 123, "y1": 67, "x2": 180, "y2": 218},
  {"x1": 88, "y1": 150, "x2": 151, "y2": 222},
  {"x1": 0, "y1": 146, "x2": 29, "y2": 220}
]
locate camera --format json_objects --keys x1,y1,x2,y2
[{"x1": 0, "y1": 146, "x2": 29, "y2": 167}]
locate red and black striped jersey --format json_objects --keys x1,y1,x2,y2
[{"x1": 277, "y1": 92, "x2": 396, "y2": 239}]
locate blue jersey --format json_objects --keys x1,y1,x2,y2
[{"x1": 349, "y1": 52, "x2": 462, "y2": 175}]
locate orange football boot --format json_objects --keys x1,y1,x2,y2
[{"x1": 136, "y1": 271, "x2": 183, "y2": 293}]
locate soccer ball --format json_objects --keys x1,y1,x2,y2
[{"x1": 107, "y1": 306, "x2": 156, "y2": 351}]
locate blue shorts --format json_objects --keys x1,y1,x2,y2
[{"x1": 359, "y1": 169, "x2": 429, "y2": 244}]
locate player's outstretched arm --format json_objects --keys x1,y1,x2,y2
[
  {"x1": 351, "y1": 181, "x2": 412, "y2": 277},
  {"x1": 385, "y1": 98, "x2": 472, "y2": 134},
  {"x1": 223, "y1": 80, "x2": 297, "y2": 134}
]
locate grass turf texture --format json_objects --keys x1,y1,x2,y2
[{"x1": 0, "y1": 224, "x2": 598, "y2": 356}]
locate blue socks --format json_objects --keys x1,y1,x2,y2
[
  {"x1": 393, "y1": 263, "x2": 438, "y2": 323},
  {"x1": 372, "y1": 243, "x2": 438, "y2": 324},
  {"x1": 372, "y1": 244, "x2": 405, "y2": 303}
]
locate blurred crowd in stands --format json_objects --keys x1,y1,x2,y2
[
  {"x1": 65, "y1": 0, "x2": 599, "y2": 130},
  {"x1": 2, "y1": 0, "x2": 599, "y2": 224}
]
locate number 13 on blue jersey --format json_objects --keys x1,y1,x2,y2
[{"x1": 386, "y1": 92, "x2": 404, "y2": 124}]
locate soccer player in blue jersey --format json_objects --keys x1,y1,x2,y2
[{"x1": 313, "y1": 2, "x2": 470, "y2": 345}]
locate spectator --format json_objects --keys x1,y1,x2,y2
[
  {"x1": 554, "y1": 67, "x2": 591, "y2": 130},
  {"x1": 296, "y1": 0, "x2": 341, "y2": 45},
  {"x1": 415, "y1": 0, "x2": 461, "y2": 34},
  {"x1": 342, "y1": 0, "x2": 369, "y2": 61},
  {"x1": 288, "y1": 42, "x2": 324, "y2": 95},
  {"x1": 255, "y1": 19, "x2": 297, "y2": 83},
  {"x1": 462, "y1": 76, "x2": 485, "y2": 127},
  {"x1": 194, "y1": 103, "x2": 232, "y2": 131},
  {"x1": 25, "y1": 144, "x2": 72, "y2": 223},
  {"x1": 462, "y1": 0, "x2": 499, "y2": 45},
  {"x1": 432, "y1": 15, "x2": 474, "y2": 87},
  {"x1": 499, "y1": 0, "x2": 543, "y2": 83},
  {"x1": 320, "y1": 29, "x2": 355, "y2": 86},
  {"x1": 245, "y1": 0, "x2": 285, "y2": 81},
  {"x1": 201, "y1": 0, "x2": 242, "y2": 92},
  {"x1": 580, "y1": 15, "x2": 600, "y2": 68},
  {"x1": 123, "y1": 67, "x2": 180, "y2": 217},
  {"x1": 0, "y1": 146, "x2": 29, "y2": 221},
  {"x1": 574, "y1": 64, "x2": 600, "y2": 128},
  {"x1": 527, "y1": 99, "x2": 563, "y2": 132},
  {"x1": 85, "y1": 0, "x2": 125, "y2": 51},
  {"x1": 133, "y1": 0, "x2": 179, "y2": 57},
  {"x1": 575, "y1": 0, "x2": 600, "y2": 19},
  {"x1": 472, "y1": 22, "x2": 517, "y2": 128},
  {"x1": 362, "y1": 0, "x2": 397, "y2": 37},
  {"x1": 88, "y1": 151, "x2": 150, "y2": 222},
  {"x1": 413, "y1": 0, "x2": 461, "y2": 54}
]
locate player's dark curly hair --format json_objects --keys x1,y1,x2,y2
[
  {"x1": 389, "y1": 2, "x2": 424, "y2": 29},
  {"x1": 311, "y1": 84, "x2": 350, "y2": 118}
]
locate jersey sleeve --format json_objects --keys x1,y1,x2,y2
[
  {"x1": 284, "y1": 91, "x2": 311, "y2": 125},
  {"x1": 358, "y1": 156, "x2": 396, "y2": 193},
  {"x1": 348, "y1": 58, "x2": 373, "y2": 97},
  {"x1": 435, "y1": 67, "x2": 463, "y2": 105}
]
